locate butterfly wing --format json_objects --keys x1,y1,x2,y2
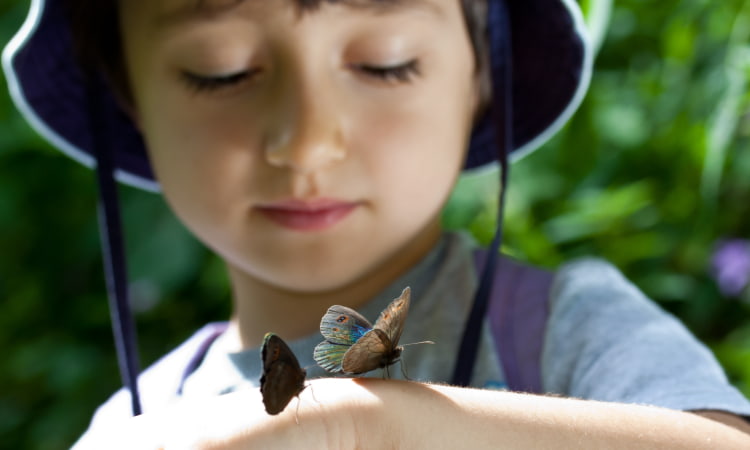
[
  {"x1": 313, "y1": 340, "x2": 350, "y2": 373},
  {"x1": 314, "y1": 305, "x2": 373, "y2": 373},
  {"x1": 314, "y1": 294, "x2": 409, "y2": 375},
  {"x1": 318, "y1": 305, "x2": 372, "y2": 345},
  {"x1": 341, "y1": 328, "x2": 393, "y2": 374},
  {"x1": 260, "y1": 333, "x2": 307, "y2": 415},
  {"x1": 372, "y1": 287, "x2": 410, "y2": 347}
]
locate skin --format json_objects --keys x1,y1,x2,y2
[
  {"x1": 76, "y1": 379, "x2": 750, "y2": 449},
  {"x1": 99, "y1": 0, "x2": 750, "y2": 447}
]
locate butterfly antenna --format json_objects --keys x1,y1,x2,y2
[{"x1": 401, "y1": 340, "x2": 435, "y2": 347}]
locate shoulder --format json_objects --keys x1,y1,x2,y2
[
  {"x1": 548, "y1": 257, "x2": 670, "y2": 323},
  {"x1": 546, "y1": 257, "x2": 684, "y2": 356},
  {"x1": 552, "y1": 257, "x2": 642, "y2": 304},
  {"x1": 543, "y1": 258, "x2": 750, "y2": 416}
]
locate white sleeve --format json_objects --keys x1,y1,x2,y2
[{"x1": 71, "y1": 323, "x2": 228, "y2": 448}]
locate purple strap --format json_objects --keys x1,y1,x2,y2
[
  {"x1": 176, "y1": 322, "x2": 229, "y2": 395},
  {"x1": 474, "y1": 251, "x2": 554, "y2": 393}
]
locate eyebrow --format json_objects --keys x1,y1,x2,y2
[{"x1": 155, "y1": 0, "x2": 438, "y2": 28}]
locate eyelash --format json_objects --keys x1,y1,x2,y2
[
  {"x1": 180, "y1": 70, "x2": 255, "y2": 93},
  {"x1": 355, "y1": 60, "x2": 421, "y2": 84},
  {"x1": 180, "y1": 59, "x2": 421, "y2": 93}
]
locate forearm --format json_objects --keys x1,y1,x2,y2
[
  {"x1": 72, "y1": 378, "x2": 750, "y2": 449},
  {"x1": 342, "y1": 379, "x2": 750, "y2": 450}
]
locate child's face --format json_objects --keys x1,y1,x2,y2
[{"x1": 120, "y1": 0, "x2": 479, "y2": 292}]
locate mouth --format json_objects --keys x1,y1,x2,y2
[{"x1": 255, "y1": 198, "x2": 360, "y2": 232}]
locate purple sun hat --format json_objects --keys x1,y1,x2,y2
[{"x1": 3, "y1": 0, "x2": 591, "y2": 192}]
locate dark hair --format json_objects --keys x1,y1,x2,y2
[{"x1": 66, "y1": 0, "x2": 489, "y2": 111}]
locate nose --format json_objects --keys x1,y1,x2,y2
[{"x1": 264, "y1": 78, "x2": 347, "y2": 173}]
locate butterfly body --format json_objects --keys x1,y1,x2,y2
[
  {"x1": 314, "y1": 287, "x2": 410, "y2": 375},
  {"x1": 260, "y1": 333, "x2": 307, "y2": 415},
  {"x1": 342, "y1": 328, "x2": 403, "y2": 373}
]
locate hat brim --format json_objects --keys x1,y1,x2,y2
[
  {"x1": 465, "y1": 0, "x2": 592, "y2": 171},
  {"x1": 3, "y1": 0, "x2": 591, "y2": 191}
]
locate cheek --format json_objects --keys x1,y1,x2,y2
[
  {"x1": 142, "y1": 93, "x2": 256, "y2": 183},
  {"x1": 352, "y1": 129, "x2": 461, "y2": 249},
  {"x1": 355, "y1": 88, "x2": 473, "y2": 222},
  {"x1": 137, "y1": 95, "x2": 269, "y2": 238}
]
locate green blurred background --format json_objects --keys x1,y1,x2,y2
[{"x1": 1, "y1": 0, "x2": 750, "y2": 448}]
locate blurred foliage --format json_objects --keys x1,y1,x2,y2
[
  {"x1": 448, "y1": 0, "x2": 750, "y2": 393},
  {"x1": 1, "y1": 0, "x2": 749, "y2": 448}
]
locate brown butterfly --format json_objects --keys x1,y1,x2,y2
[
  {"x1": 313, "y1": 287, "x2": 421, "y2": 375},
  {"x1": 259, "y1": 333, "x2": 307, "y2": 415}
]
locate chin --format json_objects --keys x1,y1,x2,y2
[{"x1": 234, "y1": 252, "x2": 372, "y2": 294}]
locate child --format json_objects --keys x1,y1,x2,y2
[{"x1": 4, "y1": 0, "x2": 750, "y2": 448}]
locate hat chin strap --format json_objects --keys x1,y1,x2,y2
[
  {"x1": 451, "y1": 0, "x2": 512, "y2": 387},
  {"x1": 88, "y1": 76, "x2": 143, "y2": 416}
]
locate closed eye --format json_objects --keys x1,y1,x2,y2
[
  {"x1": 180, "y1": 69, "x2": 259, "y2": 93},
  {"x1": 354, "y1": 60, "x2": 421, "y2": 84}
]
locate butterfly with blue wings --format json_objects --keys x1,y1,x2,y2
[{"x1": 313, "y1": 287, "x2": 418, "y2": 375}]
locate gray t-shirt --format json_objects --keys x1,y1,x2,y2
[
  {"x1": 77, "y1": 232, "x2": 750, "y2": 438},
  {"x1": 544, "y1": 258, "x2": 749, "y2": 413}
]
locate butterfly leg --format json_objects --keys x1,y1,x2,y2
[
  {"x1": 308, "y1": 383, "x2": 319, "y2": 405},
  {"x1": 399, "y1": 358, "x2": 413, "y2": 381}
]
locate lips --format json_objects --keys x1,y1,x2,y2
[{"x1": 255, "y1": 199, "x2": 359, "y2": 232}]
